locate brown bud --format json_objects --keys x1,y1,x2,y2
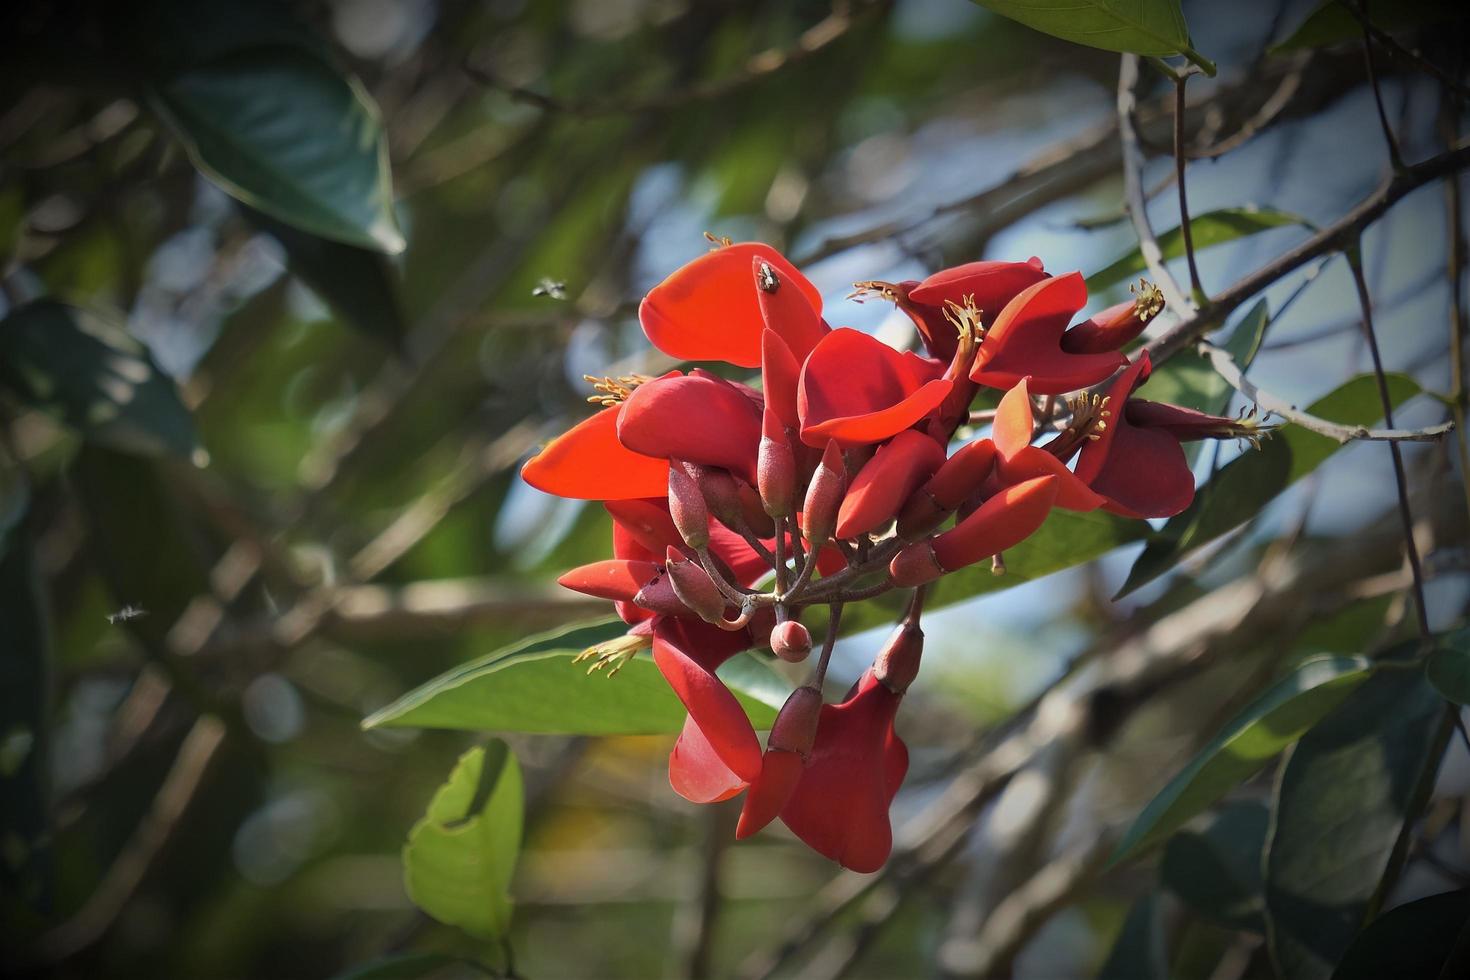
[
  {"x1": 757, "y1": 408, "x2": 796, "y2": 518},
  {"x1": 691, "y1": 465, "x2": 745, "y2": 529},
  {"x1": 668, "y1": 460, "x2": 709, "y2": 549},
  {"x1": 663, "y1": 547, "x2": 728, "y2": 625},
  {"x1": 767, "y1": 685, "x2": 823, "y2": 758},
  {"x1": 632, "y1": 570, "x2": 691, "y2": 618},
  {"x1": 770, "y1": 620, "x2": 813, "y2": 663},
  {"x1": 888, "y1": 541, "x2": 944, "y2": 588},
  {"x1": 801, "y1": 440, "x2": 846, "y2": 545},
  {"x1": 872, "y1": 622, "x2": 924, "y2": 694}
]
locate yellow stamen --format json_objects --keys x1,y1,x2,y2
[
  {"x1": 584, "y1": 373, "x2": 653, "y2": 407},
  {"x1": 703, "y1": 231, "x2": 734, "y2": 249},
  {"x1": 940, "y1": 295, "x2": 985, "y2": 342},
  {"x1": 1130, "y1": 279, "x2": 1165, "y2": 323},
  {"x1": 572, "y1": 634, "x2": 651, "y2": 678},
  {"x1": 848, "y1": 280, "x2": 902, "y2": 304},
  {"x1": 1065, "y1": 393, "x2": 1112, "y2": 442}
]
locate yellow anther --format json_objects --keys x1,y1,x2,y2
[
  {"x1": 848, "y1": 280, "x2": 902, "y2": 304},
  {"x1": 940, "y1": 295, "x2": 985, "y2": 342},
  {"x1": 572, "y1": 634, "x2": 650, "y2": 678},
  {"x1": 1130, "y1": 279, "x2": 1165, "y2": 323},
  {"x1": 703, "y1": 231, "x2": 734, "y2": 249},
  {"x1": 584, "y1": 373, "x2": 653, "y2": 407}
]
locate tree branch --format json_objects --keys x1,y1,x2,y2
[{"x1": 1118, "y1": 54, "x2": 1194, "y2": 314}]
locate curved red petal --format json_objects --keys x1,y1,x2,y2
[
  {"x1": 735, "y1": 749, "x2": 804, "y2": 839},
  {"x1": 557, "y1": 559, "x2": 660, "y2": 602},
  {"x1": 924, "y1": 439, "x2": 998, "y2": 512},
  {"x1": 931, "y1": 474, "x2": 1059, "y2": 572},
  {"x1": 908, "y1": 258, "x2": 1050, "y2": 316},
  {"x1": 970, "y1": 273, "x2": 1125, "y2": 395},
  {"x1": 799, "y1": 330, "x2": 953, "y2": 448},
  {"x1": 618, "y1": 375, "x2": 763, "y2": 485},
  {"x1": 669, "y1": 714, "x2": 749, "y2": 804},
  {"x1": 836, "y1": 430, "x2": 947, "y2": 539},
  {"x1": 606, "y1": 498, "x2": 686, "y2": 558},
  {"x1": 761, "y1": 329, "x2": 803, "y2": 431},
  {"x1": 639, "y1": 243, "x2": 822, "y2": 368},
  {"x1": 522, "y1": 407, "x2": 670, "y2": 500},
  {"x1": 1082, "y1": 422, "x2": 1195, "y2": 518},
  {"x1": 992, "y1": 377, "x2": 1035, "y2": 459},
  {"x1": 1060, "y1": 298, "x2": 1145, "y2": 354},
  {"x1": 995, "y1": 446, "x2": 1106, "y2": 512},
  {"x1": 652, "y1": 618, "x2": 762, "y2": 782},
  {"x1": 755, "y1": 257, "x2": 828, "y2": 363}
]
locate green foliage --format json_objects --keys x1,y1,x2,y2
[
  {"x1": 1160, "y1": 800, "x2": 1268, "y2": 932},
  {"x1": 328, "y1": 952, "x2": 467, "y2": 980},
  {"x1": 403, "y1": 742, "x2": 523, "y2": 943},
  {"x1": 1425, "y1": 627, "x2": 1470, "y2": 705},
  {"x1": 1086, "y1": 208, "x2": 1309, "y2": 293},
  {"x1": 1273, "y1": 0, "x2": 1466, "y2": 52},
  {"x1": 1328, "y1": 889, "x2": 1470, "y2": 980},
  {"x1": 1118, "y1": 373, "x2": 1422, "y2": 597},
  {"x1": 1098, "y1": 894, "x2": 1169, "y2": 980},
  {"x1": 968, "y1": 0, "x2": 1213, "y2": 72},
  {"x1": 1112, "y1": 656, "x2": 1372, "y2": 864},
  {"x1": 1264, "y1": 668, "x2": 1450, "y2": 980},
  {"x1": 1137, "y1": 300, "x2": 1269, "y2": 413},
  {"x1": 0, "y1": 301, "x2": 200, "y2": 459},
  {"x1": 363, "y1": 619, "x2": 785, "y2": 734}
]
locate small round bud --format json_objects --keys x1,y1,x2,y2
[
  {"x1": 888, "y1": 541, "x2": 944, "y2": 588},
  {"x1": 801, "y1": 440, "x2": 846, "y2": 545},
  {"x1": 757, "y1": 409, "x2": 796, "y2": 518},
  {"x1": 663, "y1": 547, "x2": 728, "y2": 625},
  {"x1": 770, "y1": 620, "x2": 813, "y2": 663}
]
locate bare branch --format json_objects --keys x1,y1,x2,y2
[{"x1": 1118, "y1": 54, "x2": 1194, "y2": 314}]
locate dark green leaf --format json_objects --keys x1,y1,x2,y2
[
  {"x1": 1099, "y1": 894, "x2": 1169, "y2": 980},
  {"x1": 1087, "y1": 208, "x2": 1309, "y2": 293},
  {"x1": 1161, "y1": 800, "x2": 1269, "y2": 932},
  {"x1": 363, "y1": 619, "x2": 784, "y2": 734},
  {"x1": 403, "y1": 742, "x2": 522, "y2": 942},
  {"x1": 1274, "y1": 0, "x2": 1465, "y2": 53},
  {"x1": 1329, "y1": 889, "x2": 1470, "y2": 980},
  {"x1": 0, "y1": 301, "x2": 200, "y2": 460},
  {"x1": 1112, "y1": 656, "x2": 1372, "y2": 864},
  {"x1": 329, "y1": 952, "x2": 465, "y2": 980},
  {"x1": 969, "y1": 0, "x2": 1212, "y2": 72},
  {"x1": 1265, "y1": 670, "x2": 1450, "y2": 980},
  {"x1": 1117, "y1": 373, "x2": 1421, "y2": 598},
  {"x1": 1425, "y1": 628, "x2": 1470, "y2": 706},
  {"x1": 246, "y1": 207, "x2": 406, "y2": 350},
  {"x1": 149, "y1": 46, "x2": 404, "y2": 253}
]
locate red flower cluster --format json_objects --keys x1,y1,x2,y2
[{"x1": 522, "y1": 241, "x2": 1260, "y2": 872}]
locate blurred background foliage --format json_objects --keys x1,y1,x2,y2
[{"x1": 2, "y1": 0, "x2": 1469, "y2": 977}]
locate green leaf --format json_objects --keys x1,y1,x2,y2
[
  {"x1": 148, "y1": 46, "x2": 403, "y2": 253},
  {"x1": 246, "y1": 207, "x2": 407, "y2": 350},
  {"x1": 1111, "y1": 656, "x2": 1372, "y2": 865},
  {"x1": 1425, "y1": 628, "x2": 1470, "y2": 706},
  {"x1": 1117, "y1": 373, "x2": 1421, "y2": 598},
  {"x1": 1161, "y1": 800, "x2": 1269, "y2": 932},
  {"x1": 329, "y1": 952, "x2": 465, "y2": 980},
  {"x1": 1099, "y1": 894, "x2": 1169, "y2": 980},
  {"x1": 1274, "y1": 0, "x2": 1465, "y2": 53},
  {"x1": 1137, "y1": 300, "x2": 1269, "y2": 414},
  {"x1": 0, "y1": 301, "x2": 201, "y2": 460},
  {"x1": 969, "y1": 0, "x2": 1212, "y2": 72},
  {"x1": 1265, "y1": 669, "x2": 1450, "y2": 980},
  {"x1": 1329, "y1": 889, "x2": 1470, "y2": 980},
  {"x1": 363, "y1": 619, "x2": 784, "y2": 734},
  {"x1": 1086, "y1": 208, "x2": 1309, "y2": 293},
  {"x1": 403, "y1": 742, "x2": 522, "y2": 942}
]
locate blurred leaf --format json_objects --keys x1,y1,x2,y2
[
  {"x1": 1117, "y1": 373, "x2": 1421, "y2": 598},
  {"x1": 1329, "y1": 889, "x2": 1470, "y2": 980},
  {"x1": 1265, "y1": 669, "x2": 1450, "y2": 980},
  {"x1": 403, "y1": 742, "x2": 522, "y2": 942},
  {"x1": 1274, "y1": 0, "x2": 1465, "y2": 52},
  {"x1": 1138, "y1": 300, "x2": 1269, "y2": 413},
  {"x1": 329, "y1": 952, "x2": 464, "y2": 980},
  {"x1": 1161, "y1": 799, "x2": 1269, "y2": 932},
  {"x1": 1086, "y1": 208, "x2": 1308, "y2": 293},
  {"x1": 0, "y1": 512, "x2": 51, "y2": 910},
  {"x1": 0, "y1": 444, "x2": 27, "y2": 554},
  {"x1": 1425, "y1": 628, "x2": 1470, "y2": 705},
  {"x1": 0, "y1": 301, "x2": 200, "y2": 459},
  {"x1": 968, "y1": 0, "x2": 1210, "y2": 69},
  {"x1": 363, "y1": 619, "x2": 783, "y2": 734},
  {"x1": 1099, "y1": 893, "x2": 1169, "y2": 980},
  {"x1": 1112, "y1": 656, "x2": 1372, "y2": 864},
  {"x1": 148, "y1": 46, "x2": 404, "y2": 253},
  {"x1": 245, "y1": 207, "x2": 406, "y2": 350}
]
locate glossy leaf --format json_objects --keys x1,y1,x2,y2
[
  {"x1": 403, "y1": 742, "x2": 522, "y2": 942},
  {"x1": 149, "y1": 46, "x2": 404, "y2": 253},
  {"x1": 245, "y1": 208, "x2": 406, "y2": 350},
  {"x1": 1118, "y1": 373, "x2": 1421, "y2": 598},
  {"x1": 1099, "y1": 894, "x2": 1169, "y2": 980},
  {"x1": 363, "y1": 619, "x2": 784, "y2": 734},
  {"x1": 1274, "y1": 0, "x2": 1465, "y2": 53},
  {"x1": 1112, "y1": 656, "x2": 1372, "y2": 864},
  {"x1": 969, "y1": 0, "x2": 1212, "y2": 71},
  {"x1": 1329, "y1": 889, "x2": 1470, "y2": 980},
  {"x1": 1265, "y1": 669, "x2": 1450, "y2": 980},
  {"x1": 1161, "y1": 800, "x2": 1269, "y2": 932},
  {"x1": 1425, "y1": 627, "x2": 1470, "y2": 706},
  {"x1": 1087, "y1": 208, "x2": 1308, "y2": 293},
  {"x1": 0, "y1": 301, "x2": 200, "y2": 459}
]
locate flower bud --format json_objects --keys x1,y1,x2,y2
[
  {"x1": 736, "y1": 686, "x2": 823, "y2": 840},
  {"x1": 770, "y1": 620, "x2": 813, "y2": 663},
  {"x1": 802, "y1": 440, "x2": 846, "y2": 544},
  {"x1": 930, "y1": 474, "x2": 1057, "y2": 573},
  {"x1": 888, "y1": 540, "x2": 944, "y2": 587},
  {"x1": 663, "y1": 547, "x2": 728, "y2": 625},
  {"x1": 692, "y1": 465, "x2": 744, "y2": 528},
  {"x1": 896, "y1": 440, "x2": 997, "y2": 538},
  {"x1": 633, "y1": 570, "x2": 694, "y2": 618},
  {"x1": 667, "y1": 461, "x2": 709, "y2": 549},
  {"x1": 836, "y1": 431, "x2": 945, "y2": 539},
  {"x1": 758, "y1": 408, "x2": 796, "y2": 518},
  {"x1": 872, "y1": 622, "x2": 923, "y2": 694}
]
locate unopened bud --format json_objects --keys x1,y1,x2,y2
[
  {"x1": 836, "y1": 430, "x2": 945, "y2": 539},
  {"x1": 770, "y1": 620, "x2": 813, "y2": 663},
  {"x1": 668, "y1": 461, "x2": 709, "y2": 549},
  {"x1": 896, "y1": 440, "x2": 997, "y2": 538},
  {"x1": 633, "y1": 570, "x2": 692, "y2": 618},
  {"x1": 735, "y1": 685, "x2": 824, "y2": 839},
  {"x1": 692, "y1": 465, "x2": 748, "y2": 531},
  {"x1": 802, "y1": 440, "x2": 846, "y2": 544},
  {"x1": 930, "y1": 475, "x2": 1057, "y2": 573},
  {"x1": 872, "y1": 622, "x2": 924, "y2": 694},
  {"x1": 888, "y1": 541, "x2": 944, "y2": 587},
  {"x1": 663, "y1": 547, "x2": 728, "y2": 625},
  {"x1": 758, "y1": 408, "x2": 796, "y2": 518},
  {"x1": 768, "y1": 685, "x2": 823, "y2": 757}
]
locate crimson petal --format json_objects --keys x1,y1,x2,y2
[
  {"x1": 970, "y1": 273, "x2": 1125, "y2": 395},
  {"x1": 522, "y1": 406, "x2": 669, "y2": 500},
  {"x1": 798, "y1": 328, "x2": 952, "y2": 448},
  {"x1": 651, "y1": 617, "x2": 762, "y2": 782}
]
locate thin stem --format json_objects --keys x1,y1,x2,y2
[
  {"x1": 1346, "y1": 246, "x2": 1430, "y2": 636},
  {"x1": 773, "y1": 515, "x2": 788, "y2": 596},
  {"x1": 697, "y1": 548, "x2": 756, "y2": 605},
  {"x1": 1359, "y1": 1, "x2": 1406, "y2": 173},
  {"x1": 1175, "y1": 74, "x2": 1206, "y2": 303},
  {"x1": 1442, "y1": 83, "x2": 1470, "y2": 526},
  {"x1": 810, "y1": 603, "x2": 844, "y2": 690},
  {"x1": 1118, "y1": 54, "x2": 1194, "y2": 314}
]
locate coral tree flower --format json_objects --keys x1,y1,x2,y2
[{"x1": 970, "y1": 273, "x2": 1126, "y2": 395}]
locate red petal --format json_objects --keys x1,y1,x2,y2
[
  {"x1": 755, "y1": 258, "x2": 828, "y2": 363},
  {"x1": 908, "y1": 257, "x2": 1050, "y2": 315},
  {"x1": 970, "y1": 273, "x2": 1125, "y2": 395},
  {"x1": 931, "y1": 474, "x2": 1059, "y2": 572},
  {"x1": 1124, "y1": 400, "x2": 1239, "y2": 440},
  {"x1": 836, "y1": 430, "x2": 946, "y2": 539},
  {"x1": 1073, "y1": 354, "x2": 1194, "y2": 517},
  {"x1": 618, "y1": 375, "x2": 763, "y2": 485},
  {"x1": 1061, "y1": 298, "x2": 1146, "y2": 354},
  {"x1": 652, "y1": 618, "x2": 762, "y2": 782},
  {"x1": 995, "y1": 446, "x2": 1106, "y2": 512},
  {"x1": 992, "y1": 377, "x2": 1035, "y2": 459},
  {"x1": 606, "y1": 498, "x2": 685, "y2": 558},
  {"x1": 557, "y1": 559, "x2": 659, "y2": 602},
  {"x1": 761, "y1": 329, "x2": 802, "y2": 431},
  {"x1": 924, "y1": 439, "x2": 998, "y2": 512},
  {"x1": 798, "y1": 329, "x2": 952, "y2": 448},
  {"x1": 522, "y1": 406, "x2": 669, "y2": 500},
  {"x1": 640, "y1": 243, "x2": 822, "y2": 368},
  {"x1": 735, "y1": 749, "x2": 804, "y2": 838},
  {"x1": 670, "y1": 715, "x2": 749, "y2": 804}
]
